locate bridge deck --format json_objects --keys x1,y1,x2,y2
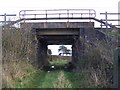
[
  {"x1": 21, "y1": 22, "x2": 94, "y2": 29},
  {"x1": 23, "y1": 22, "x2": 95, "y2": 45}
]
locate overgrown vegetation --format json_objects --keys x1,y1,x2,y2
[
  {"x1": 2, "y1": 60, "x2": 37, "y2": 88},
  {"x1": 2, "y1": 25, "x2": 38, "y2": 88},
  {"x1": 74, "y1": 28, "x2": 118, "y2": 88}
]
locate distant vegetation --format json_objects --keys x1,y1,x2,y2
[{"x1": 58, "y1": 45, "x2": 72, "y2": 56}]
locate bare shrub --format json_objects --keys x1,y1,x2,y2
[{"x1": 2, "y1": 24, "x2": 38, "y2": 88}]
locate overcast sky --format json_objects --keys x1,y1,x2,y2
[
  {"x1": 0, "y1": 0, "x2": 119, "y2": 55},
  {"x1": 0, "y1": 0, "x2": 119, "y2": 14},
  {"x1": 0, "y1": 0, "x2": 119, "y2": 24}
]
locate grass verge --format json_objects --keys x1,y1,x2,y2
[{"x1": 15, "y1": 69, "x2": 60, "y2": 88}]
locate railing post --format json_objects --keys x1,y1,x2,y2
[
  {"x1": 89, "y1": 10, "x2": 90, "y2": 17},
  {"x1": 67, "y1": 10, "x2": 69, "y2": 22},
  {"x1": 105, "y1": 12, "x2": 108, "y2": 32},
  {"x1": 100, "y1": 19, "x2": 102, "y2": 28},
  {"x1": 59, "y1": 13, "x2": 61, "y2": 18},
  {"x1": 34, "y1": 14, "x2": 36, "y2": 18},
  {"x1": 4, "y1": 13, "x2": 7, "y2": 26},
  {"x1": 46, "y1": 10, "x2": 47, "y2": 23}
]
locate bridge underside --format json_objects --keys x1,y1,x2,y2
[
  {"x1": 36, "y1": 28, "x2": 80, "y2": 45},
  {"x1": 35, "y1": 28, "x2": 85, "y2": 68},
  {"x1": 38, "y1": 35, "x2": 75, "y2": 45}
]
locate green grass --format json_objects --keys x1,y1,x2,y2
[
  {"x1": 64, "y1": 71, "x2": 96, "y2": 88},
  {"x1": 15, "y1": 70, "x2": 96, "y2": 88},
  {"x1": 16, "y1": 70, "x2": 60, "y2": 88},
  {"x1": 38, "y1": 70, "x2": 59, "y2": 88},
  {"x1": 49, "y1": 59, "x2": 69, "y2": 66},
  {"x1": 14, "y1": 60, "x2": 97, "y2": 88}
]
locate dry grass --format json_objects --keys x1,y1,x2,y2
[
  {"x1": 2, "y1": 60, "x2": 36, "y2": 88},
  {"x1": 54, "y1": 71, "x2": 72, "y2": 88},
  {"x1": 75, "y1": 34, "x2": 116, "y2": 88},
  {"x1": 2, "y1": 25, "x2": 38, "y2": 88}
]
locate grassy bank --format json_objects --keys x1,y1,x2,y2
[
  {"x1": 15, "y1": 69, "x2": 97, "y2": 88},
  {"x1": 11, "y1": 59, "x2": 96, "y2": 88}
]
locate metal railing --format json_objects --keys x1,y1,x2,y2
[
  {"x1": 100, "y1": 12, "x2": 120, "y2": 27},
  {"x1": 0, "y1": 13, "x2": 16, "y2": 26},
  {"x1": 19, "y1": 9, "x2": 96, "y2": 19}
]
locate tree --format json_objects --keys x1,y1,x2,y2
[
  {"x1": 65, "y1": 49, "x2": 71, "y2": 55},
  {"x1": 58, "y1": 45, "x2": 67, "y2": 56},
  {"x1": 58, "y1": 45, "x2": 71, "y2": 56}
]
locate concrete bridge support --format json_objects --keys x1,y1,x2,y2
[
  {"x1": 72, "y1": 43, "x2": 78, "y2": 66},
  {"x1": 37, "y1": 39, "x2": 48, "y2": 68},
  {"x1": 72, "y1": 36, "x2": 85, "y2": 68}
]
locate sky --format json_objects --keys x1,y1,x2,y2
[
  {"x1": 48, "y1": 45, "x2": 72, "y2": 55},
  {"x1": 0, "y1": 0, "x2": 119, "y2": 26},
  {"x1": 0, "y1": 0, "x2": 119, "y2": 55},
  {"x1": 0, "y1": 0, "x2": 119, "y2": 13}
]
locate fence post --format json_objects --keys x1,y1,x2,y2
[{"x1": 0, "y1": 13, "x2": 16, "y2": 27}]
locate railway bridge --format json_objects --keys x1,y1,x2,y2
[
  {"x1": 4, "y1": 9, "x2": 119, "y2": 88},
  {"x1": 17, "y1": 9, "x2": 116, "y2": 66}
]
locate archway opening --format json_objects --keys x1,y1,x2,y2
[{"x1": 43, "y1": 45, "x2": 75, "y2": 71}]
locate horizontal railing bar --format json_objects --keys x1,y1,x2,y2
[
  {"x1": 20, "y1": 9, "x2": 95, "y2": 12},
  {"x1": 20, "y1": 17, "x2": 94, "y2": 20},
  {"x1": 0, "y1": 14, "x2": 16, "y2": 16},
  {"x1": 101, "y1": 25, "x2": 120, "y2": 26},
  {"x1": 0, "y1": 21, "x2": 15, "y2": 22},
  {"x1": 101, "y1": 19, "x2": 120, "y2": 21},
  {"x1": 20, "y1": 13, "x2": 95, "y2": 15},
  {"x1": 100, "y1": 13, "x2": 120, "y2": 15}
]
